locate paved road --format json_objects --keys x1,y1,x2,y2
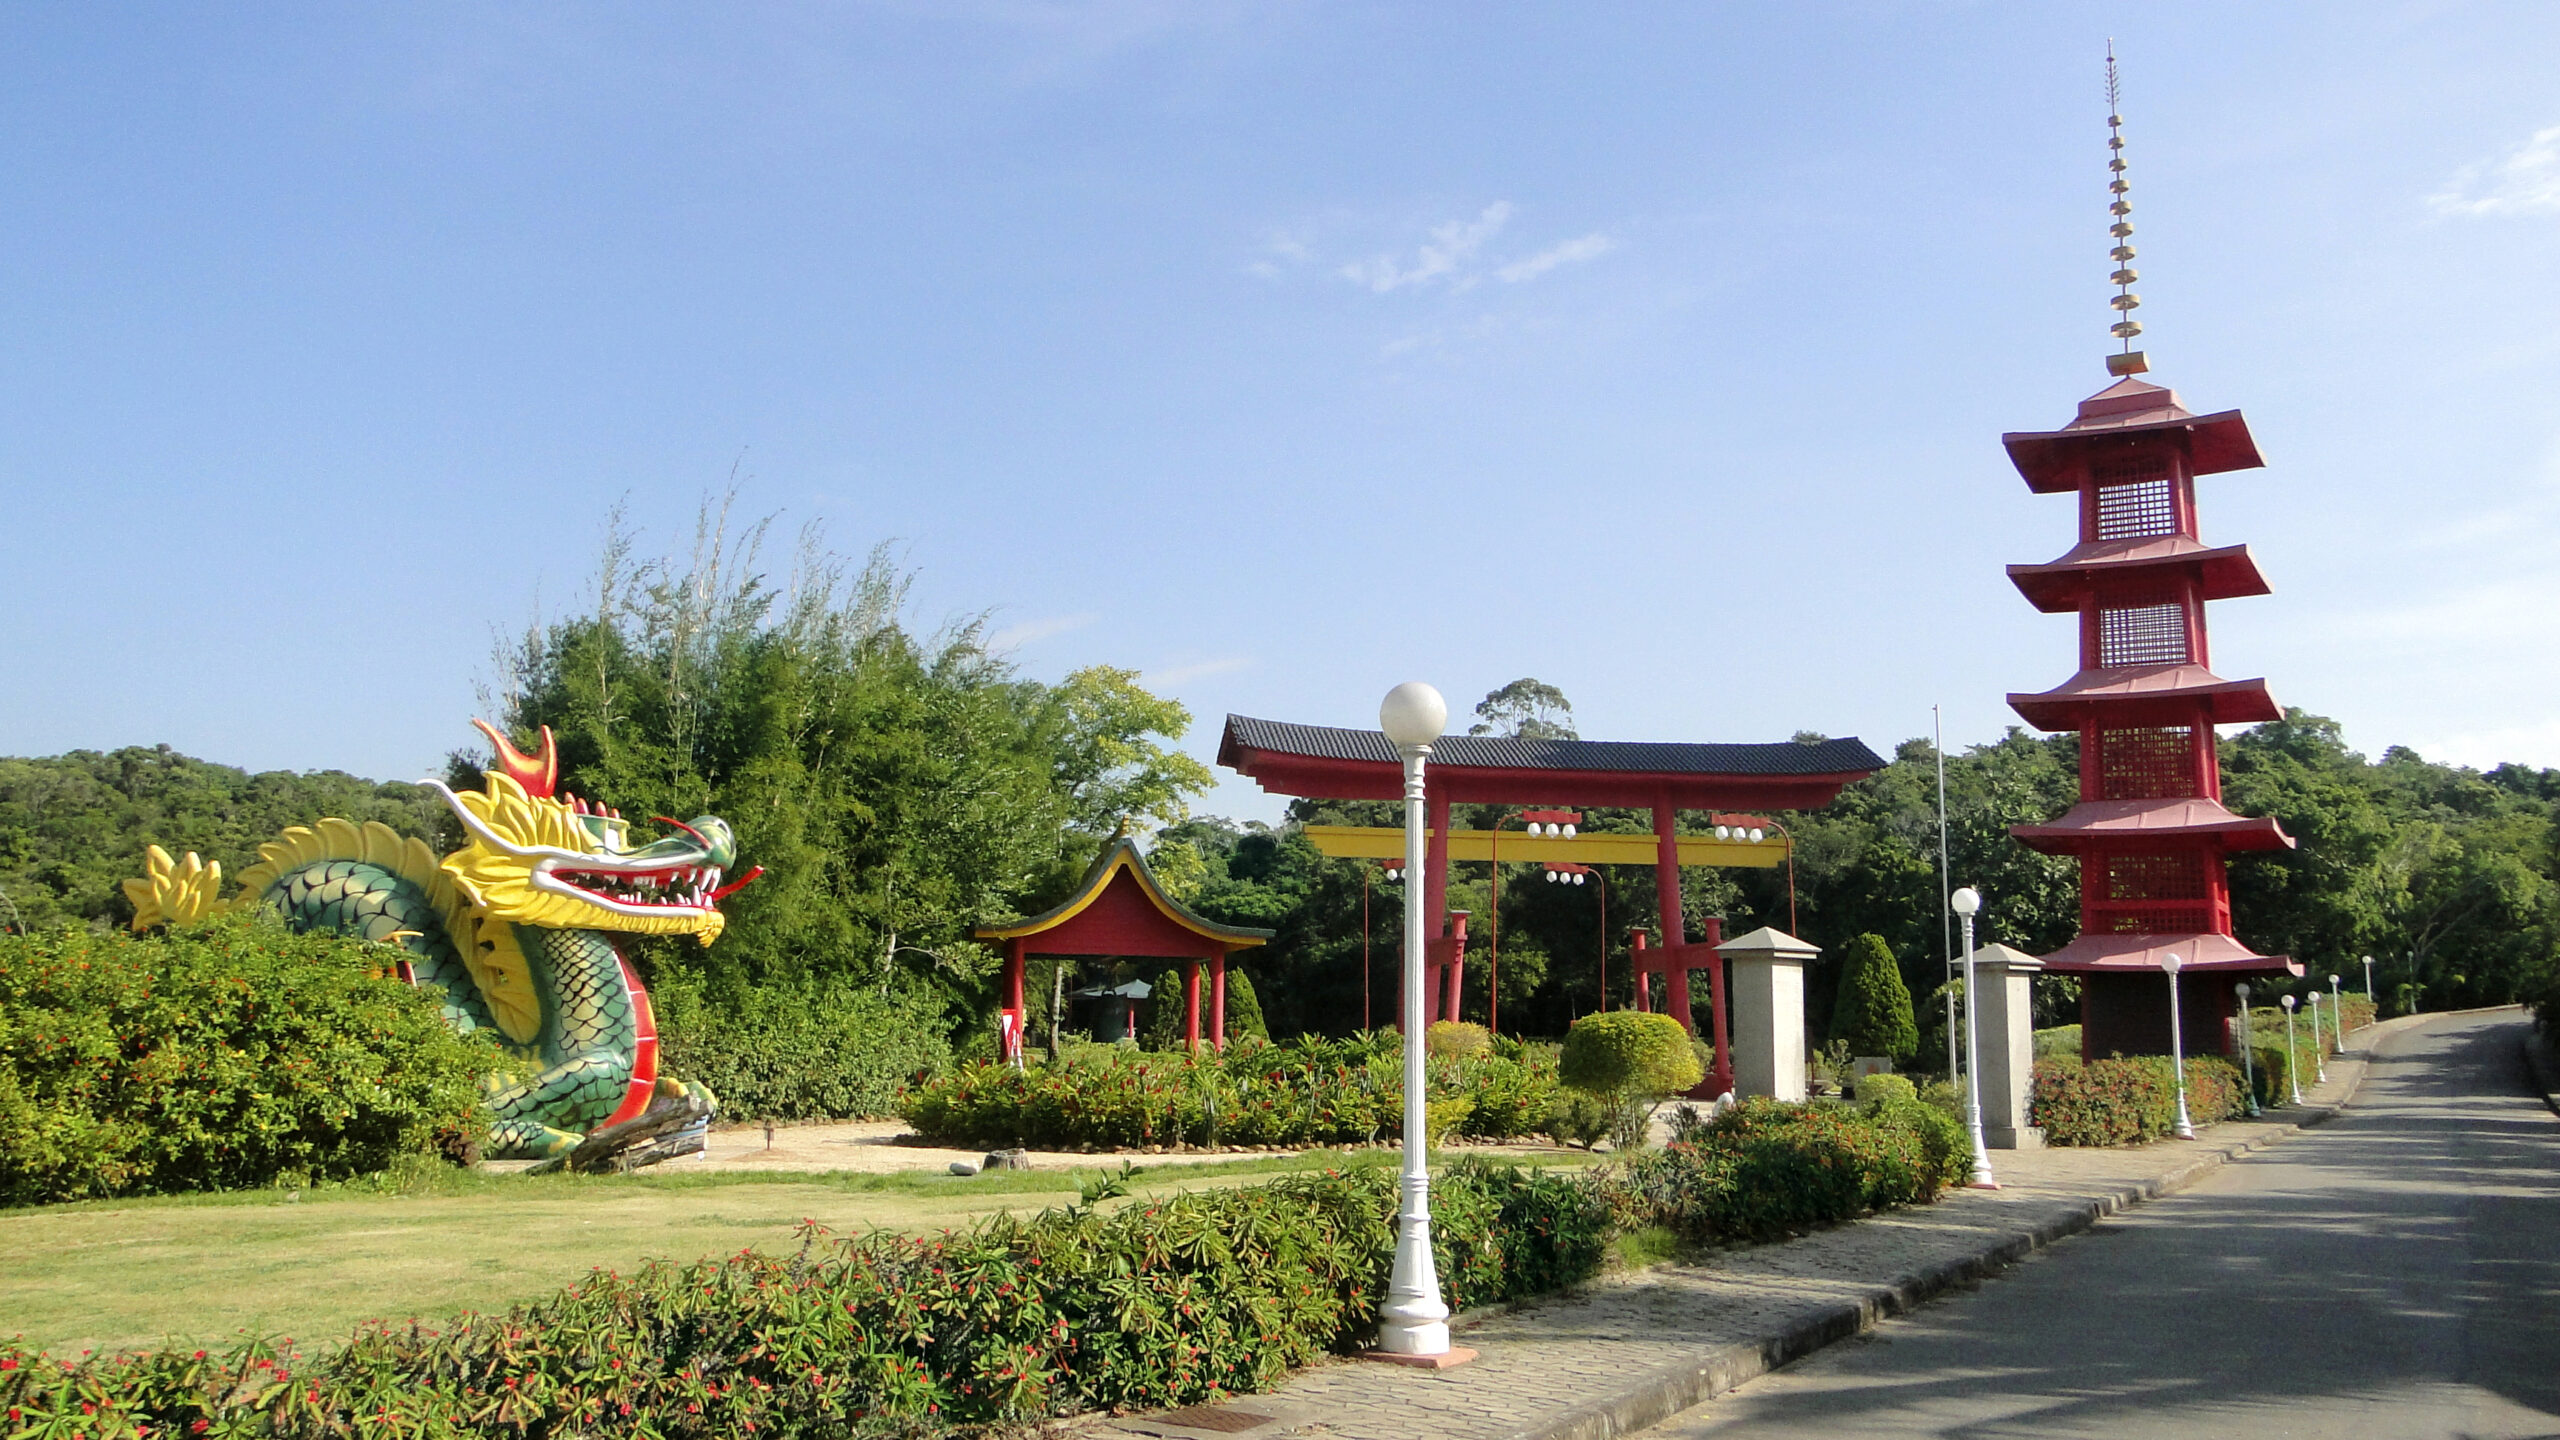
[{"x1": 1657, "y1": 1009, "x2": 2560, "y2": 1440}]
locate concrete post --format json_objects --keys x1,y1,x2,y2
[
  {"x1": 1972, "y1": 942, "x2": 2043, "y2": 1149},
  {"x1": 1718, "y1": 927, "x2": 1819, "y2": 1102}
]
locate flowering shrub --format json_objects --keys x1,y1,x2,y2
[
  {"x1": 0, "y1": 916, "x2": 490, "y2": 1205},
  {"x1": 0, "y1": 1159, "x2": 1605, "y2": 1435},
  {"x1": 2029, "y1": 1055, "x2": 2246, "y2": 1146},
  {"x1": 901, "y1": 1033, "x2": 1559, "y2": 1150}
]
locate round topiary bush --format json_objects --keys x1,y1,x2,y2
[
  {"x1": 1425, "y1": 1020, "x2": 1492, "y2": 1058},
  {"x1": 1559, "y1": 1011, "x2": 1703, "y2": 1099}
]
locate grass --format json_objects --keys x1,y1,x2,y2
[{"x1": 0, "y1": 1146, "x2": 1594, "y2": 1357}]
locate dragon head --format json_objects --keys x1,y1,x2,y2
[{"x1": 427, "y1": 722, "x2": 762, "y2": 944}]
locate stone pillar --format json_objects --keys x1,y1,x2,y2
[
  {"x1": 1973, "y1": 942, "x2": 2044, "y2": 1149},
  {"x1": 1718, "y1": 927, "x2": 1819, "y2": 1102}
]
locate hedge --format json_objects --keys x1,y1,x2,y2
[
  {"x1": 0, "y1": 1159, "x2": 1608, "y2": 1436},
  {"x1": 1558, "y1": 1011, "x2": 1702, "y2": 1099},
  {"x1": 0, "y1": 916, "x2": 490, "y2": 1206},
  {"x1": 902, "y1": 1033, "x2": 1559, "y2": 1150},
  {"x1": 2029, "y1": 1055, "x2": 2247, "y2": 1146},
  {"x1": 652, "y1": 972, "x2": 952, "y2": 1123},
  {"x1": 0, "y1": 1094, "x2": 1971, "y2": 1436}
]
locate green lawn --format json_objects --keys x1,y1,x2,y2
[{"x1": 0, "y1": 1147, "x2": 1591, "y2": 1357}]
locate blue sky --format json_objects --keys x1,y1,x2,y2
[{"x1": 5, "y1": 4, "x2": 2557, "y2": 824}]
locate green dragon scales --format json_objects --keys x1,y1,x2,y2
[{"x1": 122, "y1": 721, "x2": 759, "y2": 1163}]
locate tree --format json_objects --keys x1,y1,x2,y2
[
  {"x1": 1830, "y1": 932, "x2": 1918, "y2": 1061},
  {"x1": 1468, "y1": 679, "x2": 1577, "y2": 739}
]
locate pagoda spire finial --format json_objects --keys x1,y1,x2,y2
[{"x1": 2104, "y1": 41, "x2": 2148, "y2": 377}]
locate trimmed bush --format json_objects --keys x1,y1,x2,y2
[
  {"x1": 1559, "y1": 1011, "x2": 1703, "y2": 1099},
  {"x1": 1425, "y1": 1020, "x2": 1492, "y2": 1059},
  {"x1": 0, "y1": 916, "x2": 490, "y2": 1205},
  {"x1": 2029, "y1": 1055, "x2": 2247, "y2": 1146},
  {"x1": 1829, "y1": 933, "x2": 1918, "y2": 1062},
  {"x1": 902, "y1": 1032, "x2": 1559, "y2": 1150},
  {"x1": 0, "y1": 1158, "x2": 1608, "y2": 1434},
  {"x1": 1611, "y1": 1095, "x2": 1964, "y2": 1245},
  {"x1": 652, "y1": 972, "x2": 951, "y2": 1122}
]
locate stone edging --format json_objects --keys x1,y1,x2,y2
[{"x1": 1489, "y1": 1045, "x2": 2390, "y2": 1440}]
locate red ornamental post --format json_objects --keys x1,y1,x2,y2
[
  {"x1": 1629, "y1": 930, "x2": 1650, "y2": 1012},
  {"x1": 1003, "y1": 938, "x2": 1027, "y2": 1064}
]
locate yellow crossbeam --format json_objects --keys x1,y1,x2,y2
[{"x1": 1301, "y1": 825, "x2": 1786, "y2": 869}]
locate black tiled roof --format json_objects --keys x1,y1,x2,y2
[{"x1": 1222, "y1": 716, "x2": 1885, "y2": 777}]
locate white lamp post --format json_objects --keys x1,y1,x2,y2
[
  {"x1": 2362, "y1": 955, "x2": 2376, "y2": 1006},
  {"x1": 2233, "y1": 981, "x2": 2260, "y2": 1118},
  {"x1": 2329, "y1": 973, "x2": 2347, "y2": 1053},
  {"x1": 1949, "y1": 886, "x2": 1997, "y2": 1189},
  {"x1": 1376, "y1": 682, "x2": 1456, "y2": 1361},
  {"x1": 2162, "y1": 951, "x2": 2195, "y2": 1140},
  {"x1": 2306, "y1": 991, "x2": 2328, "y2": 1084},
  {"x1": 2280, "y1": 994, "x2": 2304, "y2": 1104}
]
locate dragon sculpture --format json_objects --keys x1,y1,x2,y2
[{"x1": 122, "y1": 721, "x2": 761, "y2": 1166}]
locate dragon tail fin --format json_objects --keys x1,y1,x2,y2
[{"x1": 122, "y1": 845, "x2": 229, "y2": 931}]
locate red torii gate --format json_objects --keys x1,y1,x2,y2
[
  {"x1": 973, "y1": 836, "x2": 1273, "y2": 1057},
  {"x1": 1217, "y1": 716, "x2": 1882, "y2": 1095}
]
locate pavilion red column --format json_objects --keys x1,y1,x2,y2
[
  {"x1": 1629, "y1": 931, "x2": 1651, "y2": 1012},
  {"x1": 1003, "y1": 938, "x2": 1027, "y2": 1063},
  {"x1": 1210, "y1": 951, "x2": 1228, "y2": 1050},
  {"x1": 1182, "y1": 959, "x2": 1202, "y2": 1052},
  {"x1": 1699, "y1": 916, "x2": 1731, "y2": 1097}
]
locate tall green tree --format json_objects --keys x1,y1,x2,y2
[{"x1": 1830, "y1": 932, "x2": 1919, "y2": 1061}]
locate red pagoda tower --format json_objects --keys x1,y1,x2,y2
[{"x1": 2001, "y1": 56, "x2": 2301, "y2": 1059}]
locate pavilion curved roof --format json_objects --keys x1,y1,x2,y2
[{"x1": 973, "y1": 835, "x2": 1273, "y2": 950}]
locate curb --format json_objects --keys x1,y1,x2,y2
[
  {"x1": 2526, "y1": 1027, "x2": 2560, "y2": 1120},
  {"x1": 1490, "y1": 1050, "x2": 2386, "y2": 1440}
]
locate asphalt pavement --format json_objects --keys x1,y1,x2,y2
[{"x1": 1652, "y1": 1008, "x2": 2560, "y2": 1439}]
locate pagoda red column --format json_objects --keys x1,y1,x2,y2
[{"x1": 2000, "y1": 376, "x2": 2301, "y2": 1060}]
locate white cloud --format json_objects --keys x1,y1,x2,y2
[
  {"x1": 987, "y1": 611, "x2": 1097, "y2": 650},
  {"x1": 1338, "y1": 202, "x2": 1514, "y2": 293},
  {"x1": 1497, "y1": 232, "x2": 1615, "y2": 283},
  {"x1": 1143, "y1": 655, "x2": 1250, "y2": 686},
  {"x1": 2430, "y1": 124, "x2": 2560, "y2": 216},
  {"x1": 1245, "y1": 228, "x2": 1316, "y2": 280}
]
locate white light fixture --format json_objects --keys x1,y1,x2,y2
[
  {"x1": 1715, "y1": 825, "x2": 1731, "y2": 840},
  {"x1": 1561, "y1": 823, "x2": 1576, "y2": 838},
  {"x1": 2161, "y1": 950, "x2": 2194, "y2": 1139},
  {"x1": 1947, "y1": 886, "x2": 1995, "y2": 1187},
  {"x1": 1749, "y1": 828, "x2": 1765, "y2": 843},
  {"x1": 2280, "y1": 994, "x2": 2303, "y2": 1104},
  {"x1": 1376, "y1": 682, "x2": 1453, "y2": 1361},
  {"x1": 2233, "y1": 981, "x2": 2260, "y2": 1117},
  {"x1": 1573, "y1": 872, "x2": 1586, "y2": 886}
]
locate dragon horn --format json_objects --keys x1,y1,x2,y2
[{"x1": 470, "y1": 718, "x2": 558, "y2": 798}]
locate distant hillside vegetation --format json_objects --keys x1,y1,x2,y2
[{"x1": 0, "y1": 747, "x2": 446, "y2": 932}]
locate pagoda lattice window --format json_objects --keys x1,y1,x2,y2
[
  {"x1": 2098, "y1": 726, "x2": 2196, "y2": 800},
  {"x1": 2094, "y1": 457, "x2": 2176, "y2": 539},
  {"x1": 2098, "y1": 603, "x2": 2189, "y2": 666},
  {"x1": 2093, "y1": 851, "x2": 2213, "y2": 933}
]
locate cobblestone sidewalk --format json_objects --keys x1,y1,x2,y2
[{"x1": 1082, "y1": 1019, "x2": 2410, "y2": 1440}]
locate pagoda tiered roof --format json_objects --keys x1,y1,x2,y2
[
  {"x1": 2007, "y1": 662, "x2": 2282, "y2": 730},
  {"x1": 2040, "y1": 930, "x2": 2302, "y2": 975},
  {"x1": 2011, "y1": 796, "x2": 2295, "y2": 856},
  {"x1": 2007, "y1": 534, "x2": 2271, "y2": 613},
  {"x1": 2001, "y1": 377, "x2": 2263, "y2": 492}
]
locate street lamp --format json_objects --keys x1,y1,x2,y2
[
  {"x1": 2361, "y1": 955, "x2": 2376, "y2": 1006},
  {"x1": 2306, "y1": 991, "x2": 2328, "y2": 1084},
  {"x1": 1949, "y1": 886, "x2": 1997, "y2": 1189},
  {"x1": 2329, "y1": 973, "x2": 2347, "y2": 1053},
  {"x1": 2162, "y1": 951, "x2": 2195, "y2": 1140},
  {"x1": 2233, "y1": 981, "x2": 2260, "y2": 1117},
  {"x1": 1545, "y1": 862, "x2": 1605, "y2": 1016},
  {"x1": 1488, "y1": 808, "x2": 1579, "y2": 1035},
  {"x1": 1713, "y1": 813, "x2": 1798, "y2": 936},
  {"x1": 1377, "y1": 681, "x2": 1455, "y2": 1362},
  {"x1": 2280, "y1": 994, "x2": 2304, "y2": 1104}
]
